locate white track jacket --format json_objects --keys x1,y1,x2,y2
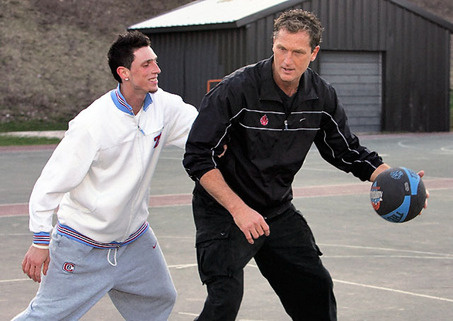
[{"x1": 29, "y1": 86, "x2": 197, "y2": 243}]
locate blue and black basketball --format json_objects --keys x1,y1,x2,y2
[{"x1": 370, "y1": 167, "x2": 426, "y2": 223}]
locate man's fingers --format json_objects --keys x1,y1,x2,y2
[
  {"x1": 234, "y1": 209, "x2": 270, "y2": 244},
  {"x1": 423, "y1": 192, "x2": 429, "y2": 209},
  {"x1": 32, "y1": 265, "x2": 43, "y2": 283},
  {"x1": 243, "y1": 222, "x2": 270, "y2": 244},
  {"x1": 258, "y1": 221, "x2": 270, "y2": 237},
  {"x1": 261, "y1": 221, "x2": 270, "y2": 236},
  {"x1": 241, "y1": 229, "x2": 255, "y2": 244},
  {"x1": 22, "y1": 258, "x2": 43, "y2": 283},
  {"x1": 28, "y1": 265, "x2": 36, "y2": 282},
  {"x1": 242, "y1": 228, "x2": 258, "y2": 244},
  {"x1": 22, "y1": 260, "x2": 28, "y2": 275},
  {"x1": 30, "y1": 265, "x2": 36, "y2": 281},
  {"x1": 250, "y1": 228, "x2": 260, "y2": 240},
  {"x1": 22, "y1": 260, "x2": 34, "y2": 280},
  {"x1": 43, "y1": 258, "x2": 50, "y2": 276}
]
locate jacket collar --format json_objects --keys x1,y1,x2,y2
[
  {"x1": 110, "y1": 84, "x2": 153, "y2": 115},
  {"x1": 259, "y1": 56, "x2": 319, "y2": 103}
]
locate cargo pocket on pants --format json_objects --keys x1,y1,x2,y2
[{"x1": 196, "y1": 229, "x2": 231, "y2": 284}]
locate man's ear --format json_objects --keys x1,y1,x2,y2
[
  {"x1": 311, "y1": 46, "x2": 320, "y2": 62},
  {"x1": 117, "y1": 66, "x2": 130, "y2": 81}
]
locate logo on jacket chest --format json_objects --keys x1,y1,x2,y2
[
  {"x1": 153, "y1": 132, "x2": 162, "y2": 148},
  {"x1": 260, "y1": 115, "x2": 269, "y2": 126}
]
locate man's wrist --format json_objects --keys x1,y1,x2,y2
[{"x1": 31, "y1": 243, "x2": 49, "y2": 250}]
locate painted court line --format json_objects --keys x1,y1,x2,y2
[
  {"x1": 3, "y1": 272, "x2": 453, "y2": 304},
  {"x1": 0, "y1": 278, "x2": 30, "y2": 284},
  {"x1": 326, "y1": 255, "x2": 453, "y2": 259},
  {"x1": 318, "y1": 244, "x2": 453, "y2": 257},
  {"x1": 334, "y1": 279, "x2": 453, "y2": 303},
  {"x1": 246, "y1": 262, "x2": 453, "y2": 303}
]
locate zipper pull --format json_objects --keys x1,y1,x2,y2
[
  {"x1": 284, "y1": 119, "x2": 288, "y2": 130},
  {"x1": 138, "y1": 125, "x2": 145, "y2": 135}
]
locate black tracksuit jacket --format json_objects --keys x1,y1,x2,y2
[{"x1": 183, "y1": 56, "x2": 384, "y2": 217}]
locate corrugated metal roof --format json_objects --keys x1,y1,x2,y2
[
  {"x1": 130, "y1": 0, "x2": 453, "y2": 32},
  {"x1": 129, "y1": 0, "x2": 293, "y2": 30}
]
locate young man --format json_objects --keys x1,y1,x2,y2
[
  {"x1": 183, "y1": 9, "x2": 427, "y2": 321},
  {"x1": 14, "y1": 30, "x2": 197, "y2": 320}
]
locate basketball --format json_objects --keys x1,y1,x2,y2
[{"x1": 370, "y1": 167, "x2": 426, "y2": 223}]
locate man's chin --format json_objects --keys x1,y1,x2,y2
[{"x1": 279, "y1": 73, "x2": 297, "y2": 82}]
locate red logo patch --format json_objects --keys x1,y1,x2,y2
[
  {"x1": 260, "y1": 115, "x2": 269, "y2": 126},
  {"x1": 62, "y1": 262, "x2": 75, "y2": 273}
]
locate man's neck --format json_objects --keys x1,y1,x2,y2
[
  {"x1": 119, "y1": 84, "x2": 146, "y2": 115},
  {"x1": 280, "y1": 85, "x2": 298, "y2": 97}
]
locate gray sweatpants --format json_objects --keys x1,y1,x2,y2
[{"x1": 13, "y1": 228, "x2": 176, "y2": 321}]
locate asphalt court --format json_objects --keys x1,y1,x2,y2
[{"x1": 1, "y1": 132, "x2": 452, "y2": 320}]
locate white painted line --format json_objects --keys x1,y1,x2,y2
[
  {"x1": 168, "y1": 263, "x2": 198, "y2": 269},
  {"x1": 179, "y1": 311, "x2": 272, "y2": 321},
  {"x1": 0, "y1": 278, "x2": 30, "y2": 284},
  {"x1": 155, "y1": 235, "x2": 193, "y2": 240},
  {"x1": 319, "y1": 243, "x2": 453, "y2": 257},
  {"x1": 326, "y1": 255, "x2": 453, "y2": 259},
  {"x1": 158, "y1": 156, "x2": 184, "y2": 160},
  {"x1": 178, "y1": 312, "x2": 198, "y2": 317},
  {"x1": 334, "y1": 279, "x2": 453, "y2": 303}
]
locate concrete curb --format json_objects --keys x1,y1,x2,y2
[{"x1": 0, "y1": 131, "x2": 65, "y2": 139}]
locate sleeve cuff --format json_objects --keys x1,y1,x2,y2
[{"x1": 33, "y1": 232, "x2": 51, "y2": 245}]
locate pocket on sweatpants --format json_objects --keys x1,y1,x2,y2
[{"x1": 51, "y1": 232, "x2": 95, "y2": 273}]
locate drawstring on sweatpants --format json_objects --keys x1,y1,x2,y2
[{"x1": 107, "y1": 248, "x2": 118, "y2": 266}]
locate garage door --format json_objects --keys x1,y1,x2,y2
[{"x1": 319, "y1": 51, "x2": 382, "y2": 133}]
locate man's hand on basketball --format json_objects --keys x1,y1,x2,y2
[
  {"x1": 232, "y1": 206, "x2": 270, "y2": 244},
  {"x1": 417, "y1": 170, "x2": 429, "y2": 210},
  {"x1": 22, "y1": 245, "x2": 50, "y2": 283}
]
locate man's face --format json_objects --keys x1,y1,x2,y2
[
  {"x1": 128, "y1": 46, "x2": 161, "y2": 93},
  {"x1": 272, "y1": 28, "x2": 319, "y2": 90}
]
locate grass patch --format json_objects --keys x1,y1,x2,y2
[
  {"x1": 0, "y1": 120, "x2": 67, "y2": 133},
  {"x1": 0, "y1": 135, "x2": 61, "y2": 146}
]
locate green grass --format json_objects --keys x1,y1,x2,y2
[
  {"x1": 0, "y1": 135, "x2": 61, "y2": 146},
  {"x1": 0, "y1": 120, "x2": 65, "y2": 146},
  {"x1": 0, "y1": 120, "x2": 67, "y2": 133}
]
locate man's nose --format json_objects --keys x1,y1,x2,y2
[{"x1": 153, "y1": 62, "x2": 161, "y2": 74}]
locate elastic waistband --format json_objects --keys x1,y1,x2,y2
[
  {"x1": 56, "y1": 222, "x2": 149, "y2": 249},
  {"x1": 258, "y1": 201, "x2": 292, "y2": 220}
]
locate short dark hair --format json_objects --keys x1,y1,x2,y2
[
  {"x1": 273, "y1": 9, "x2": 324, "y2": 51},
  {"x1": 107, "y1": 30, "x2": 151, "y2": 83}
]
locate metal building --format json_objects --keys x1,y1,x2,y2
[{"x1": 129, "y1": 0, "x2": 453, "y2": 133}]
